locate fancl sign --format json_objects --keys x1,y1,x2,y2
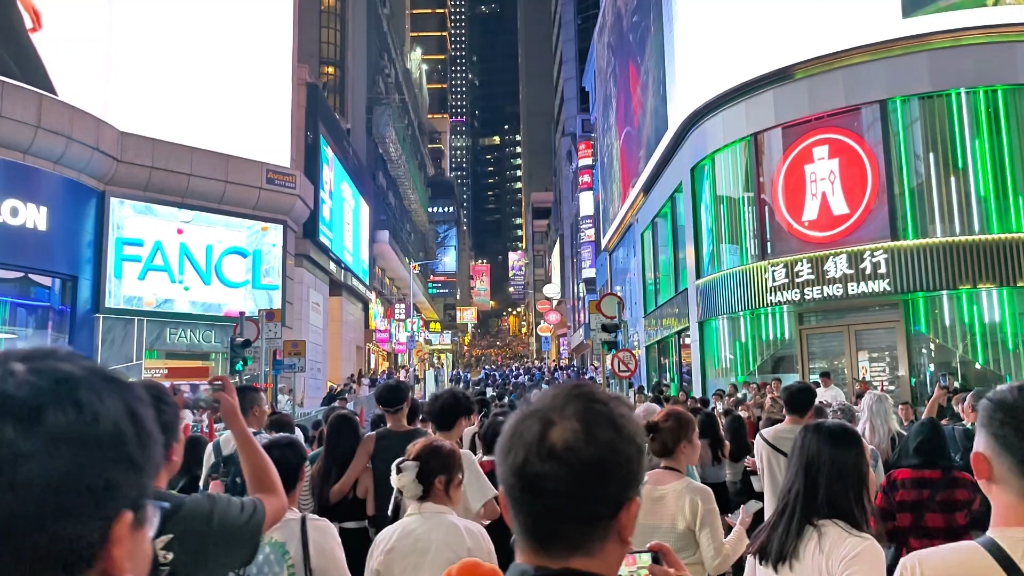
[
  {"x1": 105, "y1": 198, "x2": 283, "y2": 317},
  {"x1": 0, "y1": 198, "x2": 47, "y2": 231}
]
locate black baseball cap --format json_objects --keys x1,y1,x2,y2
[{"x1": 375, "y1": 379, "x2": 411, "y2": 414}]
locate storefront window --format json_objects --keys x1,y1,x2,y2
[
  {"x1": 700, "y1": 307, "x2": 798, "y2": 393},
  {"x1": 889, "y1": 86, "x2": 1024, "y2": 240},
  {"x1": 645, "y1": 343, "x2": 659, "y2": 394},
  {"x1": 657, "y1": 337, "x2": 678, "y2": 393},
  {"x1": 693, "y1": 138, "x2": 760, "y2": 278},
  {"x1": 653, "y1": 204, "x2": 676, "y2": 306},
  {"x1": 674, "y1": 187, "x2": 688, "y2": 290},
  {"x1": 905, "y1": 288, "x2": 1024, "y2": 406},
  {"x1": 0, "y1": 270, "x2": 74, "y2": 350},
  {"x1": 642, "y1": 226, "x2": 656, "y2": 314}
]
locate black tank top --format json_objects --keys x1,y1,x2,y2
[{"x1": 370, "y1": 427, "x2": 429, "y2": 530}]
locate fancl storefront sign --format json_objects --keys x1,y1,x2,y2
[{"x1": 0, "y1": 198, "x2": 48, "y2": 231}]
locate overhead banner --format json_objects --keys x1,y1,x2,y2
[
  {"x1": 509, "y1": 251, "x2": 527, "y2": 301},
  {"x1": 471, "y1": 264, "x2": 491, "y2": 310}
]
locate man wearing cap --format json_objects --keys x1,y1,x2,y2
[{"x1": 326, "y1": 379, "x2": 430, "y2": 532}]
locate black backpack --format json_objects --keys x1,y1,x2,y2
[{"x1": 207, "y1": 433, "x2": 257, "y2": 497}]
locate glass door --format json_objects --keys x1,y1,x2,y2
[{"x1": 801, "y1": 322, "x2": 909, "y2": 402}]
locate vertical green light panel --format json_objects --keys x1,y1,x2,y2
[
  {"x1": 641, "y1": 226, "x2": 656, "y2": 314},
  {"x1": 888, "y1": 86, "x2": 1024, "y2": 240},
  {"x1": 654, "y1": 204, "x2": 676, "y2": 306},
  {"x1": 699, "y1": 307, "x2": 795, "y2": 390},
  {"x1": 692, "y1": 137, "x2": 759, "y2": 277},
  {"x1": 673, "y1": 187, "x2": 688, "y2": 290}
]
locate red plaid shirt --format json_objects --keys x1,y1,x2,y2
[{"x1": 875, "y1": 468, "x2": 984, "y2": 555}]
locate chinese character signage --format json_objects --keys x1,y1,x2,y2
[
  {"x1": 392, "y1": 302, "x2": 410, "y2": 322},
  {"x1": 456, "y1": 307, "x2": 479, "y2": 324},
  {"x1": 559, "y1": 337, "x2": 570, "y2": 359},
  {"x1": 427, "y1": 320, "x2": 442, "y2": 333},
  {"x1": 577, "y1": 139, "x2": 594, "y2": 167},
  {"x1": 578, "y1": 186, "x2": 597, "y2": 280},
  {"x1": 766, "y1": 248, "x2": 892, "y2": 305},
  {"x1": 761, "y1": 106, "x2": 890, "y2": 259},
  {"x1": 471, "y1": 264, "x2": 491, "y2": 311},
  {"x1": 509, "y1": 251, "x2": 527, "y2": 301}
]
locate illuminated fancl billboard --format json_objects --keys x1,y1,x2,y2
[
  {"x1": 105, "y1": 198, "x2": 283, "y2": 318},
  {"x1": 319, "y1": 136, "x2": 371, "y2": 283},
  {"x1": 509, "y1": 251, "x2": 527, "y2": 301},
  {"x1": 4, "y1": 0, "x2": 294, "y2": 166},
  {"x1": 471, "y1": 264, "x2": 491, "y2": 311}
]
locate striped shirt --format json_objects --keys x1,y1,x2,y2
[{"x1": 875, "y1": 468, "x2": 984, "y2": 556}]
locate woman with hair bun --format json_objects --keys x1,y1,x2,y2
[
  {"x1": 365, "y1": 436, "x2": 497, "y2": 575},
  {"x1": 633, "y1": 407, "x2": 752, "y2": 576}
]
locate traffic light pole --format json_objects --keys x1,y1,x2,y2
[{"x1": 236, "y1": 312, "x2": 246, "y2": 387}]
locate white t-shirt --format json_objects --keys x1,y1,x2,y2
[
  {"x1": 753, "y1": 423, "x2": 802, "y2": 519},
  {"x1": 895, "y1": 528, "x2": 1024, "y2": 576},
  {"x1": 462, "y1": 425, "x2": 479, "y2": 454},
  {"x1": 816, "y1": 385, "x2": 846, "y2": 405},
  {"x1": 745, "y1": 520, "x2": 885, "y2": 576},
  {"x1": 454, "y1": 449, "x2": 497, "y2": 521},
  {"x1": 248, "y1": 508, "x2": 352, "y2": 576},
  {"x1": 366, "y1": 501, "x2": 497, "y2": 576}
]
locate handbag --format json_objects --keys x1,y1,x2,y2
[{"x1": 300, "y1": 513, "x2": 313, "y2": 576}]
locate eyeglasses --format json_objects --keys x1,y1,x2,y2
[{"x1": 140, "y1": 499, "x2": 170, "y2": 540}]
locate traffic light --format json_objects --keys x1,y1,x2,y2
[
  {"x1": 229, "y1": 335, "x2": 253, "y2": 375},
  {"x1": 599, "y1": 321, "x2": 621, "y2": 352}
]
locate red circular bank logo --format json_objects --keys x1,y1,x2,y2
[{"x1": 773, "y1": 127, "x2": 879, "y2": 244}]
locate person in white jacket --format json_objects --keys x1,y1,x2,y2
[
  {"x1": 365, "y1": 436, "x2": 497, "y2": 576},
  {"x1": 633, "y1": 406, "x2": 752, "y2": 576}
]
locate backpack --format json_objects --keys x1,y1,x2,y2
[{"x1": 209, "y1": 434, "x2": 252, "y2": 497}]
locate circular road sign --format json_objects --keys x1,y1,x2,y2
[
  {"x1": 597, "y1": 293, "x2": 624, "y2": 320},
  {"x1": 610, "y1": 349, "x2": 639, "y2": 379},
  {"x1": 233, "y1": 318, "x2": 261, "y2": 343},
  {"x1": 536, "y1": 299, "x2": 553, "y2": 313}
]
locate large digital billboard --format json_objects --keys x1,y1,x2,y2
[
  {"x1": 105, "y1": 198, "x2": 283, "y2": 317},
  {"x1": 594, "y1": 0, "x2": 669, "y2": 238},
  {"x1": 509, "y1": 251, "x2": 527, "y2": 301},
  {"x1": 471, "y1": 264, "x2": 491, "y2": 311},
  {"x1": 433, "y1": 223, "x2": 458, "y2": 275},
  {"x1": 319, "y1": 136, "x2": 371, "y2": 283},
  {"x1": 4, "y1": 0, "x2": 293, "y2": 166}
]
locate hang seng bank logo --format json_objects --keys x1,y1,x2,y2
[{"x1": 773, "y1": 127, "x2": 879, "y2": 244}]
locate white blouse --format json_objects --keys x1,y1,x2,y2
[
  {"x1": 632, "y1": 476, "x2": 748, "y2": 576},
  {"x1": 745, "y1": 520, "x2": 885, "y2": 576},
  {"x1": 365, "y1": 501, "x2": 497, "y2": 576}
]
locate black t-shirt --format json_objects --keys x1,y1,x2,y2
[
  {"x1": 151, "y1": 490, "x2": 265, "y2": 576},
  {"x1": 370, "y1": 426, "x2": 430, "y2": 530}
]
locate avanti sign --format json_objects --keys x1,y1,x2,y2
[
  {"x1": 772, "y1": 127, "x2": 879, "y2": 244},
  {"x1": 105, "y1": 198, "x2": 283, "y2": 317}
]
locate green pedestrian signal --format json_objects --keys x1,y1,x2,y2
[{"x1": 229, "y1": 335, "x2": 253, "y2": 375}]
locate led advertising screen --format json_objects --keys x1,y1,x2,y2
[
  {"x1": 319, "y1": 137, "x2": 371, "y2": 283},
  {"x1": 509, "y1": 251, "x2": 527, "y2": 301},
  {"x1": 105, "y1": 198, "x2": 283, "y2": 317},
  {"x1": 5, "y1": 0, "x2": 293, "y2": 166},
  {"x1": 433, "y1": 223, "x2": 458, "y2": 275},
  {"x1": 594, "y1": 0, "x2": 669, "y2": 238},
  {"x1": 471, "y1": 264, "x2": 491, "y2": 311},
  {"x1": 456, "y1": 306, "x2": 478, "y2": 324}
]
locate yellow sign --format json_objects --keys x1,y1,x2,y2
[
  {"x1": 427, "y1": 320, "x2": 442, "y2": 333},
  {"x1": 283, "y1": 340, "x2": 306, "y2": 358}
]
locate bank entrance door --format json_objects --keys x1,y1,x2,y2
[{"x1": 801, "y1": 321, "x2": 909, "y2": 402}]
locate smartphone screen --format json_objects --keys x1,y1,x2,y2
[{"x1": 619, "y1": 551, "x2": 659, "y2": 575}]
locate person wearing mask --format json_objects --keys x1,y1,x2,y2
[
  {"x1": 0, "y1": 348, "x2": 162, "y2": 576},
  {"x1": 328, "y1": 380, "x2": 430, "y2": 532},
  {"x1": 311, "y1": 411, "x2": 374, "y2": 576},
  {"x1": 241, "y1": 435, "x2": 351, "y2": 575},
  {"x1": 498, "y1": 382, "x2": 688, "y2": 576},
  {"x1": 858, "y1": 391, "x2": 904, "y2": 473},
  {"x1": 876, "y1": 417, "x2": 983, "y2": 571},
  {"x1": 697, "y1": 409, "x2": 732, "y2": 515},
  {"x1": 635, "y1": 407, "x2": 751, "y2": 575},
  {"x1": 427, "y1": 388, "x2": 501, "y2": 522},
  {"x1": 828, "y1": 402, "x2": 886, "y2": 494},
  {"x1": 896, "y1": 382, "x2": 1024, "y2": 575},
  {"x1": 167, "y1": 434, "x2": 210, "y2": 495},
  {"x1": 752, "y1": 381, "x2": 817, "y2": 518},
  {"x1": 366, "y1": 437, "x2": 497, "y2": 575},
  {"x1": 815, "y1": 371, "x2": 846, "y2": 406},
  {"x1": 898, "y1": 401, "x2": 918, "y2": 432},
  {"x1": 199, "y1": 384, "x2": 271, "y2": 492},
  {"x1": 141, "y1": 378, "x2": 289, "y2": 576},
  {"x1": 477, "y1": 411, "x2": 514, "y2": 571},
  {"x1": 745, "y1": 420, "x2": 885, "y2": 575}
]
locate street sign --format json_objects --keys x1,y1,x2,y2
[
  {"x1": 610, "y1": 349, "x2": 639, "y2": 379},
  {"x1": 540, "y1": 336, "x2": 552, "y2": 352},
  {"x1": 597, "y1": 292, "x2": 624, "y2": 320},
  {"x1": 233, "y1": 317, "x2": 261, "y2": 343},
  {"x1": 284, "y1": 340, "x2": 306, "y2": 357},
  {"x1": 244, "y1": 346, "x2": 262, "y2": 375},
  {"x1": 271, "y1": 340, "x2": 306, "y2": 373},
  {"x1": 543, "y1": 310, "x2": 562, "y2": 325}
]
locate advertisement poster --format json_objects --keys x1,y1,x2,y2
[
  {"x1": 594, "y1": 0, "x2": 668, "y2": 237},
  {"x1": 509, "y1": 251, "x2": 527, "y2": 301},
  {"x1": 471, "y1": 264, "x2": 491, "y2": 310},
  {"x1": 903, "y1": 0, "x2": 1023, "y2": 18},
  {"x1": 319, "y1": 136, "x2": 371, "y2": 282},
  {"x1": 105, "y1": 198, "x2": 283, "y2": 317},
  {"x1": 432, "y1": 223, "x2": 458, "y2": 275},
  {"x1": 5, "y1": 0, "x2": 293, "y2": 166},
  {"x1": 456, "y1": 306, "x2": 479, "y2": 324}
]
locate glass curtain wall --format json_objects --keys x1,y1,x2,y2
[
  {"x1": 699, "y1": 307, "x2": 799, "y2": 393},
  {"x1": 0, "y1": 270, "x2": 74, "y2": 350},
  {"x1": 653, "y1": 204, "x2": 675, "y2": 306},
  {"x1": 692, "y1": 138, "x2": 760, "y2": 278}
]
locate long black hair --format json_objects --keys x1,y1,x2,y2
[
  {"x1": 747, "y1": 420, "x2": 873, "y2": 572},
  {"x1": 723, "y1": 414, "x2": 751, "y2": 463},
  {"x1": 311, "y1": 410, "x2": 363, "y2": 514},
  {"x1": 697, "y1": 409, "x2": 727, "y2": 465}
]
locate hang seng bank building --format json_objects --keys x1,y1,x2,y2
[{"x1": 621, "y1": 27, "x2": 1024, "y2": 406}]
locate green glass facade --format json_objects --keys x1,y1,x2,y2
[{"x1": 693, "y1": 138, "x2": 760, "y2": 278}]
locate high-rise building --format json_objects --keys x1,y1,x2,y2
[
  {"x1": 449, "y1": 0, "x2": 472, "y2": 230},
  {"x1": 468, "y1": 0, "x2": 522, "y2": 307},
  {"x1": 411, "y1": 0, "x2": 451, "y2": 176}
]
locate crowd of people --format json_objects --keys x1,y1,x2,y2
[{"x1": 2, "y1": 347, "x2": 1023, "y2": 576}]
